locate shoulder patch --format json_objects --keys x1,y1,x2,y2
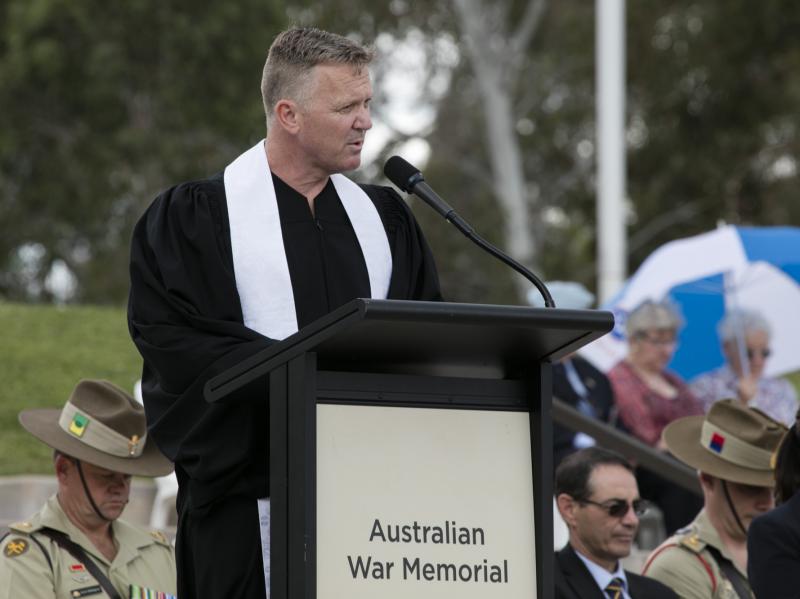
[
  {"x1": 678, "y1": 532, "x2": 707, "y2": 553},
  {"x1": 149, "y1": 530, "x2": 169, "y2": 545},
  {"x1": 3, "y1": 537, "x2": 30, "y2": 558},
  {"x1": 9, "y1": 521, "x2": 34, "y2": 534}
]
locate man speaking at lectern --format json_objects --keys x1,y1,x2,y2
[{"x1": 128, "y1": 27, "x2": 442, "y2": 598}]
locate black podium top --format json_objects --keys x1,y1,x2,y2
[{"x1": 206, "y1": 298, "x2": 613, "y2": 403}]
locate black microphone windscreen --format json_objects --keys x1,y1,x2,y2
[{"x1": 384, "y1": 156, "x2": 421, "y2": 192}]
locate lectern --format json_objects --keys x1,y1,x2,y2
[{"x1": 206, "y1": 299, "x2": 613, "y2": 599}]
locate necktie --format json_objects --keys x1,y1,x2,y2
[{"x1": 605, "y1": 577, "x2": 624, "y2": 599}]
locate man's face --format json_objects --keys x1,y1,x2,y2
[
  {"x1": 60, "y1": 457, "x2": 132, "y2": 522},
  {"x1": 294, "y1": 63, "x2": 372, "y2": 176},
  {"x1": 724, "y1": 329, "x2": 770, "y2": 379},
  {"x1": 558, "y1": 464, "x2": 640, "y2": 570},
  {"x1": 705, "y1": 475, "x2": 773, "y2": 538}
]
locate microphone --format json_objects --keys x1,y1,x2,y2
[
  {"x1": 384, "y1": 156, "x2": 457, "y2": 221},
  {"x1": 384, "y1": 156, "x2": 555, "y2": 308}
]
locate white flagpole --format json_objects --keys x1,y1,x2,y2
[{"x1": 596, "y1": 0, "x2": 627, "y2": 304}]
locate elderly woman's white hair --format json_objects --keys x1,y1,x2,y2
[
  {"x1": 717, "y1": 308, "x2": 771, "y2": 343},
  {"x1": 625, "y1": 299, "x2": 685, "y2": 339}
]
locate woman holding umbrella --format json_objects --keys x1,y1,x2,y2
[
  {"x1": 608, "y1": 299, "x2": 704, "y2": 532},
  {"x1": 691, "y1": 308, "x2": 797, "y2": 426}
]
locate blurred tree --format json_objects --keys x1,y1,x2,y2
[
  {"x1": 438, "y1": 0, "x2": 598, "y2": 304},
  {"x1": 372, "y1": 0, "x2": 800, "y2": 305},
  {"x1": 626, "y1": 0, "x2": 800, "y2": 269},
  {"x1": 2, "y1": 0, "x2": 799, "y2": 307},
  {"x1": 0, "y1": 0, "x2": 287, "y2": 303}
]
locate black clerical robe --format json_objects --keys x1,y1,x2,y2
[{"x1": 128, "y1": 171, "x2": 441, "y2": 597}]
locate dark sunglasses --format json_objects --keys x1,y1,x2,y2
[
  {"x1": 579, "y1": 498, "x2": 648, "y2": 518},
  {"x1": 747, "y1": 348, "x2": 771, "y2": 359}
]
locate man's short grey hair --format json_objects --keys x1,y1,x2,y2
[
  {"x1": 261, "y1": 27, "x2": 374, "y2": 125},
  {"x1": 625, "y1": 299, "x2": 684, "y2": 339},
  {"x1": 717, "y1": 308, "x2": 771, "y2": 343}
]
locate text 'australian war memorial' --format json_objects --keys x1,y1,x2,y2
[{"x1": 346, "y1": 518, "x2": 511, "y2": 584}]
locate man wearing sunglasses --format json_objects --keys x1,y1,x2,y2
[
  {"x1": 554, "y1": 447, "x2": 678, "y2": 598},
  {"x1": 642, "y1": 399, "x2": 786, "y2": 598}
]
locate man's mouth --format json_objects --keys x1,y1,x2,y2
[{"x1": 613, "y1": 534, "x2": 634, "y2": 543}]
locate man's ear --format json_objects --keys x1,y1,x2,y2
[
  {"x1": 54, "y1": 454, "x2": 72, "y2": 483},
  {"x1": 699, "y1": 471, "x2": 715, "y2": 492},
  {"x1": 273, "y1": 99, "x2": 301, "y2": 134},
  {"x1": 556, "y1": 493, "x2": 578, "y2": 529}
]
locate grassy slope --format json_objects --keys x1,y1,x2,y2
[
  {"x1": 789, "y1": 371, "x2": 800, "y2": 399},
  {"x1": 1, "y1": 303, "x2": 798, "y2": 475},
  {"x1": 0, "y1": 303, "x2": 141, "y2": 475}
]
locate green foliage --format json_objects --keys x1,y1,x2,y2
[
  {"x1": 0, "y1": 302, "x2": 140, "y2": 474},
  {"x1": 2, "y1": 0, "x2": 800, "y2": 306},
  {"x1": 0, "y1": 0, "x2": 288, "y2": 304},
  {"x1": 421, "y1": 1, "x2": 598, "y2": 303},
  {"x1": 789, "y1": 371, "x2": 800, "y2": 395},
  {"x1": 625, "y1": 0, "x2": 800, "y2": 269},
  {"x1": 370, "y1": 0, "x2": 800, "y2": 302}
]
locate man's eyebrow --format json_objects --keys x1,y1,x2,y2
[{"x1": 332, "y1": 96, "x2": 371, "y2": 110}]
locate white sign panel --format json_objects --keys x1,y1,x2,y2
[{"x1": 317, "y1": 404, "x2": 537, "y2": 598}]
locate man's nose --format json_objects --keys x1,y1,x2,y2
[
  {"x1": 755, "y1": 489, "x2": 775, "y2": 511},
  {"x1": 355, "y1": 105, "x2": 372, "y2": 131},
  {"x1": 109, "y1": 474, "x2": 130, "y2": 489},
  {"x1": 621, "y1": 505, "x2": 639, "y2": 527}
]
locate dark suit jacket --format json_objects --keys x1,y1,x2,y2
[
  {"x1": 748, "y1": 491, "x2": 800, "y2": 598},
  {"x1": 555, "y1": 545, "x2": 678, "y2": 599},
  {"x1": 552, "y1": 356, "x2": 618, "y2": 467}
]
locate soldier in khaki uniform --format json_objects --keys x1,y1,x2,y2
[
  {"x1": 642, "y1": 399, "x2": 786, "y2": 599},
  {"x1": 0, "y1": 379, "x2": 177, "y2": 598}
]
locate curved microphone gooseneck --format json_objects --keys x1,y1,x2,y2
[{"x1": 384, "y1": 156, "x2": 556, "y2": 308}]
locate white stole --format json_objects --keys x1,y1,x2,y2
[
  {"x1": 225, "y1": 140, "x2": 393, "y2": 598},
  {"x1": 224, "y1": 139, "x2": 392, "y2": 341}
]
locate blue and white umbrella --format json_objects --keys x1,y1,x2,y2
[{"x1": 583, "y1": 225, "x2": 800, "y2": 380}]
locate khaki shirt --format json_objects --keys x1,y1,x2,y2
[
  {"x1": 0, "y1": 495, "x2": 176, "y2": 598},
  {"x1": 643, "y1": 509, "x2": 753, "y2": 599}
]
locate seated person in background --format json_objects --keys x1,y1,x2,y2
[
  {"x1": 691, "y1": 308, "x2": 797, "y2": 426},
  {"x1": 609, "y1": 299, "x2": 704, "y2": 533},
  {"x1": 747, "y1": 408, "x2": 800, "y2": 598},
  {"x1": 643, "y1": 399, "x2": 785, "y2": 599},
  {"x1": 542, "y1": 281, "x2": 619, "y2": 468},
  {"x1": 0, "y1": 379, "x2": 177, "y2": 599},
  {"x1": 553, "y1": 353, "x2": 617, "y2": 468},
  {"x1": 609, "y1": 299, "x2": 702, "y2": 447},
  {"x1": 554, "y1": 446, "x2": 677, "y2": 599}
]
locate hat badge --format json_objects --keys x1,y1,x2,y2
[
  {"x1": 709, "y1": 432, "x2": 725, "y2": 453},
  {"x1": 128, "y1": 434, "x2": 140, "y2": 456},
  {"x1": 69, "y1": 413, "x2": 88, "y2": 438}
]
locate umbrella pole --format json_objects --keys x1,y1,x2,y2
[{"x1": 723, "y1": 270, "x2": 751, "y2": 382}]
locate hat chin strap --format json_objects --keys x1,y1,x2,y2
[
  {"x1": 75, "y1": 460, "x2": 113, "y2": 522},
  {"x1": 721, "y1": 480, "x2": 747, "y2": 537}
]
